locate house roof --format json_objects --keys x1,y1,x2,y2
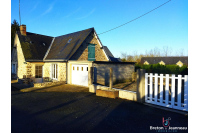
[
  {"x1": 44, "y1": 28, "x2": 94, "y2": 61},
  {"x1": 141, "y1": 56, "x2": 188, "y2": 65},
  {"x1": 17, "y1": 31, "x2": 53, "y2": 61},
  {"x1": 16, "y1": 27, "x2": 118, "y2": 62},
  {"x1": 103, "y1": 46, "x2": 121, "y2": 62}
]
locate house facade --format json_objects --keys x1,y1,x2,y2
[
  {"x1": 141, "y1": 56, "x2": 188, "y2": 67},
  {"x1": 11, "y1": 25, "x2": 134, "y2": 87}
]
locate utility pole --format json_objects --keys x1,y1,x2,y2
[{"x1": 19, "y1": 0, "x2": 21, "y2": 25}]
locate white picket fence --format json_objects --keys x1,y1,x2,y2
[{"x1": 145, "y1": 73, "x2": 188, "y2": 111}]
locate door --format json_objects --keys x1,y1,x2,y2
[
  {"x1": 35, "y1": 65, "x2": 43, "y2": 83},
  {"x1": 72, "y1": 64, "x2": 88, "y2": 86}
]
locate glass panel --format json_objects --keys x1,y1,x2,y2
[
  {"x1": 39, "y1": 66, "x2": 42, "y2": 70},
  {"x1": 53, "y1": 64, "x2": 55, "y2": 78},
  {"x1": 39, "y1": 69, "x2": 42, "y2": 74},
  {"x1": 82, "y1": 67, "x2": 83, "y2": 71},
  {"x1": 52, "y1": 64, "x2": 58, "y2": 79},
  {"x1": 12, "y1": 64, "x2": 15, "y2": 73},
  {"x1": 77, "y1": 67, "x2": 79, "y2": 71},
  {"x1": 56, "y1": 64, "x2": 58, "y2": 79}
]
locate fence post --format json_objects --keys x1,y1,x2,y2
[
  {"x1": 137, "y1": 69, "x2": 146, "y2": 103},
  {"x1": 89, "y1": 67, "x2": 96, "y2": 93},
  {"x1": 171, "y1": 74, "x2": 175, "y2": 107},
  {"x1": 177, "y1": 75, "x2": 182, "y2": 108},
  {"x1": 109, "y1": 68, "x2": 113, "y2": 89},
  {"x1": 89, "y1": 67, "x2": 93, "y2": 85}
]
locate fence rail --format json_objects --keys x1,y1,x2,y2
[{"x1": 145, "y1": 73, "x2": 188, "y2": 111}]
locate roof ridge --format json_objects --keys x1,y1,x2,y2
[
  {"x1": 55, "y1": 27, "x2": 94, "y2": 38},
  {"x1": 26, "y1": 32, "x2": 54, "y2": 38}
]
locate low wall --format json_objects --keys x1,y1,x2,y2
[
  {"x1": 34, "y1": 81, "x2": 66, "y2": 87},
  {"x1": 113, "y1": 88, "x2": 137, "y2": 101},
  {"x1": 89, "y1": 84, "x2": 137, "y2": 101}
]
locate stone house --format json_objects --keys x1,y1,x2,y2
[
  {"x1": 11, "y1": 25, "x2": 135, "y2": 87},
  {"x1": 141, "y1": 56, "x2": 188, "y2": 67}
]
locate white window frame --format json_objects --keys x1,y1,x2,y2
[{"x1": 51, "y1": 64, "x2": 58, "y2": 80}]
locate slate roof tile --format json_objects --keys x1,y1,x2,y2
[
  {"x1": 45, "y1": 28, "x2": 94, "y2": 60},
  {"x1": 17, "y1": 31, "x2": 53, "y2": 61}
]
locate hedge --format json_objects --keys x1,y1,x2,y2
[{"x1": 135, "y1": 64, "x2": 188, "y2": 75}]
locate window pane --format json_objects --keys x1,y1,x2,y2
[
  {"x1": 77, "y1": 67, "x2": 79, "y2": 71},
  {"x1": 56, "y1": 64, "x2": 58, "y2": 78},
  {"x1": 39, "y1": 70, "x2": 42, "y2": 74},
  {"x1": 39, "y1": 66, "x2": 42, "y2": 70},
  {"x1": 52, "y1": 64, "x2": 58, "y2": 79}
]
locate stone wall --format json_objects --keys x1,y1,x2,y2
[
  {"x1": 70, "y1": 32, "x2": 108, "y2": 61},
  {"x1": 93, "y1": 63, "x2": 135, "y2": 86},
  {"x1": 34, "y1": 81, "x2": 65, "y2": 87},
  {"x1": 42, "y1": 62, "x2": 67, "y2": 82},
  {"x1": 19, "y1": 62, "x2": 67, "y2": 83},
  {"x1": 43, "y1": 63, "x2": 51, "y2": 78},
  {"x1": 58, "y1": 63, "x2": 67, "y2": 81},
  {"x1": 14, "y1": 34, "x2": 27, "y2": 79}
]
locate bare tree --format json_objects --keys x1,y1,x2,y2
[
  {"x1": 127, "y1": 55, "x2": 134, "y2": 62},
  {"x1": 153, "y1": 47, "x2": 161, "y2": 57},
  {"x1": 120, "y1": 52, "x2": 127, "y2": 62},
  {"x1": 176, "y1": 48, "x2": 185, "y2": 56},
  {"x1": 162, "y1": 46, "x2": 173, "y2": 56}
]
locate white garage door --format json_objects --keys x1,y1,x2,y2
[{"x1": 72, "y1": 64, "x2": 88, "y2": 86}]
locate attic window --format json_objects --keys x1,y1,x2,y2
[{"x1": 68, "y1": 38, "x2": 72, "y2": 43}]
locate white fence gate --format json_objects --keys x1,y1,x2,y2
[{"x1": 145, "y1": 73, "x2": 188, "y2": 111}]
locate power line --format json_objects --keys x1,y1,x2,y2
[{"x1": 98, "y1": 0, "x2": 171, "y2": 35}]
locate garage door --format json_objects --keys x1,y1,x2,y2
[{"x1": 72, "y1": 64, "x2": 88, "y2": 86}]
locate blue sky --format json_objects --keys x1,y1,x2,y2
[{"x1": 11, "y1": 0, "x2": 188, "y2": 57}]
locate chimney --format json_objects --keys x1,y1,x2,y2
[{"x1": 20, "y1": 25, "x2": 26, "y2": 36}]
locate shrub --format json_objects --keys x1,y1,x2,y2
[{"x1": 135, "y1": 63, "x2": 188, "y2": 75}]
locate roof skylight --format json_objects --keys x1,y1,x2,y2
[{"x1": 68, "y1": 38, "x2": 72, "y2": 43}]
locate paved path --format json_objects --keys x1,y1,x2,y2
[{"x1": 12, "y1": 88, "x2": 188, "y2": 133}]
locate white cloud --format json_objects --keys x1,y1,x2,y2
[
  {"x1": 65, "y1": 7, "x2": 81, "y2": 18},
  {"x1": 30, "y1": 2, "x2": 39, "y2": 12},
  {"x1": 41, "y1": 4, "x2": 54, "y2": 16},
  {"x1": 76, "y1": 8, "x2": 96, "y2": 20}
]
